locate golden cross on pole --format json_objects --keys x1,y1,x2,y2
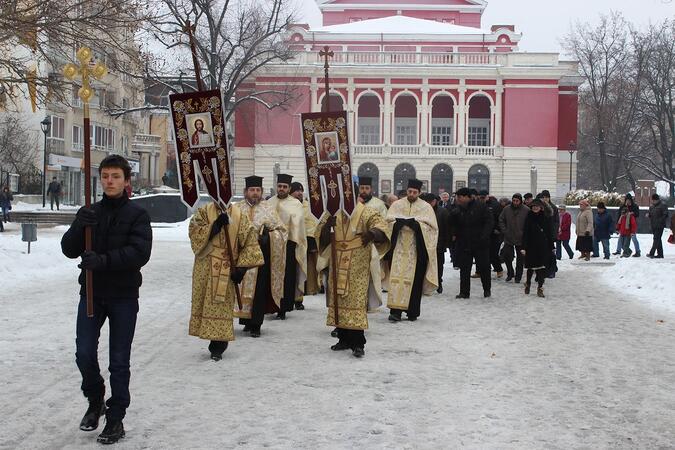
[
  {"x1": 63, "y1": 47, "x2": 107, "y2": 318},
  {"x1": 319, "y1": 46, "x2": 333, "y2": 112}
]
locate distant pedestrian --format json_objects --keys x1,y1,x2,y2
[
  {"x1": 0, "y1": 186, "x2": 13, "y2": 222},
  {"x1": 614, "y1": 195, "x2": 641, "y2": 257},
  {"x1": 616, "y1": 207, "x2": 637, "y2": 257},
  {"x1": 647, "y1": 194, "x2": 669, "y2": 259},
  {"x1": 592, "y1": 202, "x2": 613, "y2": 259},
  {"x1": 47, "y1": 177, "x2": 62, "y2": 210},
  {"x1": 521, "y1": 198, "x2": 554, "y2": 298},
  {"x1": 421, "y1": 193, "x2": 450, "y2": 293},
  {"x1": 556, "y1": 205, "x2": 574, "y2": 260},
  {"x1": 540, "y1": 190, "x2": 559, "y2": 278},
  {"x1": 498, "y1": 193, "x2": 529, "y2": 283},
  {"x1": 575, "y1": 199, "x2": 594, "y2": 261}
]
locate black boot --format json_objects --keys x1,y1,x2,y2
[
  {"x1": 352, "y1": 347, "x2": 365, "y2": 358},
  {"x1": 79, "y1": 394, "x2": 106, "y2": 431},
  {"x1": 330, "y1": 328, "x2": 339, "y2": 338},
  {"x1": 294, "y1": 301, "x2": 305, "y2": 310},
  {"x1": 250, "y1": 326, "x2": 261, "y2": 338},
  {"x1": 97, "y1": 418, "x2": 125, "y2": 444},
  {"x1": 331, "y1": 341, "x2": 351, "y2": 351},
  {"x1": 208, "y1": 341, "x2": 228, "y2": 361},
  {"x1": 276, "y1": 311, "x2": 286, "y2": 320}
]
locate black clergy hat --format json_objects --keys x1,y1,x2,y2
[
  {"x1": 407, "y1": 178, "x2": 423, "y2": 191},
  {"x1": 277, "y1": 173, "x2": 293, "y2": 185},
  {"x1": 420, "y1": 193, "x2": 436, "y2": 202},
  {"x1": 479, "y1": 189, "x2": 489, "y2": 196},
  {"x1": 290, "y1": 182, "x2": 304, "y2": 193},
  {"x1": 244, "y1": 175, "x2": 263, "y2": 189},
  {"x1": 455, "y1": 187, "x2": 472, "y2": 197},
  {"x1": 359, "y1": 176, "x2": 372, "y2": 186}
]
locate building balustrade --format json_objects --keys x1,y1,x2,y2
[
  {"x1": 294, "y1": 51, "x2": 559, "y2": 67},
  {"x1": 352, "y1": 144, "x2": 495, "y2": 157}
]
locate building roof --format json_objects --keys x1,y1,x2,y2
[{"x1": 313, "y1": 15, "x2": 490, "y2": 35}]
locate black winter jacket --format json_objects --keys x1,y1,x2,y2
[
  {"x1": 61, "y1": 193, "x2": 153, "y2": 301},
  {"x1": 522, "y1": 210, "x2": 554, "y2": 269},
  {"x1": 454, "y1": 200, "x2": 493, "y2": 251},
  {"x1": 434, "y1": 205, "x2": 451, "y2": 251}
]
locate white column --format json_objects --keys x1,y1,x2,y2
[
  {"x1": 310, "y1": 78, "x2": 318, "y2": 112},
  {"x1": 383, "y1": 86, "x2": 392, "y2": 145},
  {"x1": 457, "y1": 84, "x2": 467, "y2": 146},
  {"x1": 420, "y1": 86, "x2": 429, "y2": 146},
  {"x1": 347, "y1": 80, "x2": 356, "y2": 144},
  {"x1": 494, "y1": 86, "x2": 503, "y2": 146}
]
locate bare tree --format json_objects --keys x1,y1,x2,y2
[
  {"x1": 119, "y1": 0, "x2": 298, "y2": 120},
  {"x1": 0, "y1": 0, "x2": 148, "y2": 106},
  {"x1": 0, "y1": 113, "x2": 41, "y2": 192},
  {"x1": 562, "y1": 12, "x2": 644, "y2": 192},
  {"x1": 628, "y1": 20, "x2": 675, "y2": 197}
]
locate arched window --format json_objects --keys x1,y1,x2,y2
[
  {"x1": 394, "y1": 163, "x2": 416, "y2": 194},
  {"x1": 468, "y1": 164, "x2": 489, "y2": 192},
  {"x1": 430, "y1": 95, "x2": 455, "y2": 145},
  {"x1": 394, "y1": 94, "x2": 418, "y2": 145},
  {"x1": 320, "y1": 93, "x2": 345, "y2": 112},
  {"x1": 467, "y1": 95, "x2": 492, "y2": 146},
  {"x1": 357, "y1": 94, "x2": 381, "y2": 145},
  {"x1": 357, "y1": 162, "x2": 380, "y2": 195},
  {"x1": 431, "y1": 164, "x2": 453, "y2": 195}
]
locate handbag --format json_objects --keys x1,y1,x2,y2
[{"x1": 668, "y1": 233, "x2": 674, "y2": 245}]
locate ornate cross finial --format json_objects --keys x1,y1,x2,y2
[
  {"x1": 319, "y1": 46, "x2": 334, "y2": 112},
  {"x1": 63, "y1": 47, "x2": 108, "y2": 104}
]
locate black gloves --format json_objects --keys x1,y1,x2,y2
[
  {"x1": 76, "y1": 206, "x2": 97, "y2": 227},
  {"x1": 320, "y1": 216, "x2": 337, "y2": 248},
  {"x1": 258, "y1": 226, "x2": 270, "y2": 247},
  {"x1": 230, "y1": 267, "x2": 247, "y2": 284},
  {"x1": 78, "y1": 250, "x2": 107, "y2": 270},
  {"x1": 361, "y1": 229, "x2": 386, "y2": 247},
  {"x1": 210, "y1": 212, "x2": 230, "y2": 239}
]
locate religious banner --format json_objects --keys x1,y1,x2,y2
[
  {"x1": 169, "y1": 89, "x2": 232, "y2": 208},
  {"x1": 300, "y1": 110, "x2": 356, "y2": 220}
]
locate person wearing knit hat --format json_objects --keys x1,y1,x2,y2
[
  {"x1": 268, "y1": 174, "x2": 307, "y2": 319},
  {"x1": 498, "y1": 193, "x2": 530, "y2": 283},
  {"x1": 523, "y1": 192, "x2": 533, "y2": 207}
]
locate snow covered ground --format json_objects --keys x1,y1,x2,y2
[{"x1": 1, "y1": 221, "x2": 675, "y2": 449}]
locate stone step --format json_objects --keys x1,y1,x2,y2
[{"x1": 11, "y1": 211, "x2": 76, "y2": 225}]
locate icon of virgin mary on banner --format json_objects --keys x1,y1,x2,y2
[
  {"x1": 300, "y1": 110, "x2": 356, "y2": 220},
  {"x1": 169, "y1": 89, "x2": 232, "y2": 208}
]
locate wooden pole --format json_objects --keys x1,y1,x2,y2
[
  {"x1": 319, "y1": 46, "x2": 339, "y2": 326},
  {"x1": 83, "y1": 103, "x2": 94, "y2": 317},
  {"x1": 183, "y1": 20, "x2": 241, "y2": 309}
]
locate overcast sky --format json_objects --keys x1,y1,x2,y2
[{"x1": 296, "y1": 0, "x2": 674, "y2": 55}]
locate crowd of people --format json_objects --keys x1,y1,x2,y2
[{"x1": 56, "y1": 154, "x2": 673, "y2": 445}]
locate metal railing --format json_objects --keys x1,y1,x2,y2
[{"x1": 350, "y1": 144, "x2": 494, "y2": 157}]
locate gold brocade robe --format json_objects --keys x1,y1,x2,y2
[
  {"x1": 303, "y1": 199, "x2": 321, "y2": 296},
  {"x1": 234, "y1": 200, "x2": 287, "y2": 319},
  {"x1": 267, "y1": 195, "x2": 307, "y2": 296},
  {"x1": 385, "y1": 198, "x2": 438, "y2": 311},
  {"x1": 316, "y1": 203, "x2": 390, "y2": 330},
  {"x1": 189, "y1": 203, "x2": 264, "y2": 342},
  {"x1": 364, "y1": 196, "x2": 389, "y2": 285},
  {"x1": 365, "y1": 196, "x2": 388, "y2": 218}
]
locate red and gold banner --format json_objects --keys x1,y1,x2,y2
[
  {"x1": 300, "y1": 111, "x2": 355, "y2": 220},
  {"x1": 169, "y1": 89, "x2": 232, "y2": 208}
]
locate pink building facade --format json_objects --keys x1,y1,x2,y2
[{"x1": 233, "y1": 0, "x2": 581, "y2": 198}]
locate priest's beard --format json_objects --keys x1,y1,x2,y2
[{"x1": 359, "y1": 193, "x2": 372, "y2": 203}]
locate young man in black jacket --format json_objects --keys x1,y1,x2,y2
[{"x1": 61, "y1": 155, "x2": 152, "y2": 445}]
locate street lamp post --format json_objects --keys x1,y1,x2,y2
[
  {"x1": 40, "y1": 116, "x2": 51, "y2": 208},
  {"x1": 568, "y1": 140, "x2": 577, "y2": 192}
]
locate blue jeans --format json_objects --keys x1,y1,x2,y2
[
  {"x1": 75, "y1": 296, "x2": 138, "y2": 420},
  {"x1": 592, "y1": 238, "x2": 610, "y2": 258},
  {"x1": 615, "y1": 234, "x2": 641, "y2": 253},
  {"x1": 556, "y1": 240, "x2": 574, "y2": 260}
]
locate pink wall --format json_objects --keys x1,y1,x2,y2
[
  {"x1": 503, "y1": 88, "x2": 559, "y2": 148},
  {"x1": 558, "y1": 91, "x2": 578, "y2": 150},
  {"x1": 254, "y1": 85, "x2": 311, "y2": 145}
]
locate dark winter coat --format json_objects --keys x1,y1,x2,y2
[
  {"x1": 522, "y1": 210, "x2": 554, "y2": 269},
  {"x1": 594, "y1": 210, "x2": 614, "y2": 240},
  {"x1": 61, "y1": 193, "x2": 153, "y2": 301},
  {"x1": 545, "y1": 201, "x2": 560, "y2": 241},
  {"x1": 434, "y1": 204, "x2": 451, "y2": 251},
  {"x1": 453, "y1": 199, "x2": 493, "y2": 251},
  {"x1": 47, "y1": 181, "x2": 61, "y2": 195},
  {"x1": 618, "y1": 201, "x2": 639, "y2": 219},
  {"x1": 0, "y1": 190, "x2": 13, "y2": 209},
  {"x1": 648, "y1": 200, "x2": 669, "y2": 230},
  {"x1": 498, "y1": 203, "x2": 530, "y2": 246},
  {"x1": 486, "y1": 197, "x2": 503, "y2": 236},
  {"x1": 558, "y1": 211, "x2": 572, "y2": 241}
]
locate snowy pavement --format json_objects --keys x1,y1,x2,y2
[{"x1": 1, "y1": 222, "x2": 675, "y2": 449}]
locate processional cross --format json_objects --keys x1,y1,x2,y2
[{"x1": 319, "y1": 46, "x2": 334, "y2": 112}]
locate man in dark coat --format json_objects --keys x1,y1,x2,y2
[
  {"x1": 453, "y1": 188, "x2": 493, "y2": 298},
  {"x1": 478, "y1": 190, "x2": 504, "y2": 278},
  {"x1": 647, "y1": 194, "x2": 669, "y2": 258},
  {"x1": 61, "y1": 155, "x2": 152, "y2": 445},
  {"x1": 499, "y1": 193, "x2": 530, "y2": 283},
  {"x1": 540, "y1": 190, "x2": 559, "y2": 277},
  {"x1": 47, "y1": 176, "x2": 62, "y2": 210},
  {"x1": 421, "y1": 193, "x2": 450, "y2": 293},
  {"x1": 592, "y1": 201, "x2": 614, "y2": 259}
]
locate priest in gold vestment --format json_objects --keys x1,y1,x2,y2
[
  {"x1": 385, "y1": 179, "x2": 438, "y2": 322},
  {"x1": 189, "y1": 202, "x2": 264, "y2": 360},
  {"x1": 357, "y1": 176, "x2": 388, "y2": 290},
  {"x1": 234, "y1": 176, "x2": 288, "y2": 337},
  {"x1": 267, "y1": 174, "x2": 307, "y2": 319},
  {"x1": 290, "y1": 182, "x2": 321, "y2": 305},
  {"x1": 315, "y1": 202, "x2": 389, "y2": 357}
]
